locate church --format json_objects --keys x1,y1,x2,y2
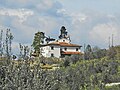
[{"x1": 40, "y1": 26, "x2": 82, "y2": 58}]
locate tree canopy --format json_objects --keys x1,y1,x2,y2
[{"x1": 32, "y1": 32, "x2": 45, "y2": 56}]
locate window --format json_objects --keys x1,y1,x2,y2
[
  {"x1": 76, "y1": 48, "x2": 79, "y2": 51},
  {"x1": 51, "y1": 46, "x2": 54, "y2": 50},
  {"x1": 51, "y1": 53, "x2": 54, "y2": 57},
  {"x1": 64, "y1": 47, "x2": 67, "y2": 51}
]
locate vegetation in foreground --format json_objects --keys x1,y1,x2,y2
[
  {"x1": 0, "y1": 29, "x2": 120, "y2": 90},
  {"x1": 0, "y1": 57, "x2": 120, "y2": 90}
]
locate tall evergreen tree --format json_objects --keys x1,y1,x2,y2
[
  {"x1": 84, "y1": 44, "x2": 93, "y2": 60},
  {"x1": 32, "y1": 32, "x2": 45, "y2": 56}
]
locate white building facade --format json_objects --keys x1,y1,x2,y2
[{"x1": 40, "y1": 26, "x2": 82, "y2": 58}]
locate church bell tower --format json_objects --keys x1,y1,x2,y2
[{"x1": 58, "y1": 26, "x2": 71, "y2": 43}]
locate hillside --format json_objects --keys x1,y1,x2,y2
[{"x1": 0, "y1": 55, "x2": 120, "y2": 90}]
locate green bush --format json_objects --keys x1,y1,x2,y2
[{"x1": 0, "y1": 57, "x2": 120, "y2": 90}]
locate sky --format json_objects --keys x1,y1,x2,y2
[{"x1": 0, "y1": 0, "x2": 120, "y2": 54}]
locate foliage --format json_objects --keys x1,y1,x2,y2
[
  {"x1": 84, "y1": 44, "x2": 93, "y2": 60},
  {"x1": 92, "y1": 46, "x2": 107, "y2": 59},
  {"x1": 114, "y1": 45, "x2": 120, "y2": 60},
  {"x1": 19, "y1": 43, "x2": 30, "y2": 60},
  {"x1": 0, "y1": 57, "x2": 120, "y2": 90},
  {"x1": 107, "y1": 46, "x2": 117, "y2": 60},
  {"x1": 84, "y1": 45, "x2": 107, "y2": 60},
  {"x1": 0, "y1": 29, "x2": 13, "y2": 63},
  {"x1": 32, "y1": 32, "x2": 45, "y2": 56},
  {"x1": 63, "y1": 58, "x2": 70, "y2": 67}
]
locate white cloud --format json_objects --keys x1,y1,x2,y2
[
  {"x1": 89, "y1": 22, "x2": 120, "y2": 46},
  {"x1": 71, "y1": 13, "x2": 88, "y2": 24},
  {"x1": 8, "y1": 14, "x2": 59, "y2": 44},
  {"x1": 1, "y1": 0, "x2": 61, "y2": 14},
  {"x1": 57, "y1": 8, "x2": 67, "y2": 16},
  {"x1": 38, "y1": 16, "x2": 59, "y2": 33},
  {"x1": 0, "y1": 0, "x2": 120, "y2": 51},
  {"x1": 57, "y1": 8, "x2": 88, "y2": 23},
  {"x1": 7, "y1": 0, "x2": 30, "y2": 4},
  {"x1": 0, "y1": 0, "x2": 63, "y2": 47},
  {"x1": 0, "y1": 8, "x2": 34, "y2": 23},
  {"x1": 36, "y1": 0, "x2": 54, "y2": 11}
]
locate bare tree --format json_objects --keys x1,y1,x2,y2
[
  {"x1": 5, "y1": 29, "x2": 14, "y2": 59},
  {"x1": 0, "y1": 30, "x2": 3, "y2": 57}
]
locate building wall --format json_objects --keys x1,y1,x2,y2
[
  {"x1": 57, "y1": 38, "x2": 70, "y2": 43},
  {"x1": 41, "y1": 45, "x2": 61, "y2": 58},
  {"x1": 41, "y1": 46, "x2": 81, "y2": 58},
  {"x1": 50, "y1": 45, "x2": 60, "y2": 58},
  {"x1": 61, "y1": 46, "x2": 81, "y2": 52},
  {"x1": 41, "y1": 46, "x2": 49, "y2": 57}
]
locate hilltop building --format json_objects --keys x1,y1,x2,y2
[{"x1": 40, "y1": 26, "x2": 82, "y2": 58}]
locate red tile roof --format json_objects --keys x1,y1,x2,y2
[
  {"x1": 41, "y1": 42, "x2": 81, "y2": 47},
  {"x1": 61, "y1": 51, "x2": 81, "y2": 55},
  {"x1": 59, "y1": 42, "x2": 80, "y2": 47}
]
